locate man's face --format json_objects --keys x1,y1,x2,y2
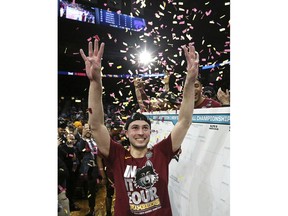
[
  {"x1": 67, "y1": 133, "x2": 76, "y2": 145},
  {"x1": 58, "y1": 127, "x2": 66, "y2": 137},
  {"x1": 194, "y1": 80, "x2": 203, "y2": 103},
  {"x1": 125, "y1": 120, "x2": 151, "y2": 150},
  {"x1": 82, "y1": 123, "x2": 92, "y2": 138}
]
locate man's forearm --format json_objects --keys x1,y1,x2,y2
[
  {"x1": 88, "y1": 80, "x2": 105, "y2": 130},
  {"x1": 178, "y1": 78, "x2": 195, "y2": 125},
  {"x1": 135, "y1": 87, "x2": 149, "y2": 111}
]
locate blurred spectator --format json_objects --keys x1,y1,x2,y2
[
  {"x1": 58, "y1": 133, "x2": 81, "y2": 212},
  {"x1": 133, "y1": 76, "x2": 180, "y2": 111},
  {"x1": 203, "y1": 86, "x2": 216, "y2": 100},
  {"x1": 194, "y1": 79, "x2": 222, "y2": 108},
  {"x1": 58, "y1": 156, "x2": 70, "y2": 216},
  {"x1": 58, "y1": 118, "x2": 67, "y2": 145},
  {"x1": 77, "y1": 123, "x2": 106, "y2": 216},
  {"x1": 74, "y1": 120, "x2": 84, "y2": 143}
]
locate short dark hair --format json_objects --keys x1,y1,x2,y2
[
  {"x1": 58, "y1": 118, "x2": 67, "y2": 129},
  {"x1": 124, "y1": 113, "x2": 151, "y2": 130}
]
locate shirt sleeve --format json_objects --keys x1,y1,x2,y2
[
  {"x1": 154, "y1": 133, "x2": 180, "y2": 161},
  {"x1": 98, "y1": 138, "x2": 125, "y2": 167}
]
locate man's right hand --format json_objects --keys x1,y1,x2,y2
[{"x1": 80, "y1": 39, "x2": 105, "y2": 81}]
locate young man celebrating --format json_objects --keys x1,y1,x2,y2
[{"x1": 80, "y1": 40, "x2": 199, "y2": 215}]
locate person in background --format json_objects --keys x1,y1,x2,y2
[
  {"x1": 79, "y1": 39, "x2": 199, "y2": 215},
  {"x1": 73, "y1": 120, "x2": 83, "y2": 143},
  {"x1": 203, "y1": 85, "x2": 217, "y2": 100},
  {"x1": 58, "y1": 118, "x2": 67, "y2": 145},
  {"x1": 58, "y1": 133, "x2": 81, "y2": 212},
  {"x1": 133, "y1": 74, "x2": 180, "y2": 112},
  {"x1": 194, "y1": 79, "x2": 222, "y2": 108},
  {"x1": 58, "y1": 156, "x2": 70, "y2": 216},
  {"x1": 77, "y1": 123, "x2": 106, "y2": 216},
  {"x1": 203, "y1": 85, "x2": 230, "y2": 107},
  {"x1": 58, "y1": 118, "x2": 71, "y2": 215}
]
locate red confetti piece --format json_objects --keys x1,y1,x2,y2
[{"x1": 93, "y1": 35, "x2": 100, "y2": 41}]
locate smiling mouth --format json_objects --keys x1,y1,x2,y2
[{"x1": 135, "y1": 138, "x2": 145, "y2": 141}]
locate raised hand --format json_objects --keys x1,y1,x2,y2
[
  {"x1": 217, "y1": 87, "x2": 230, "y2": 106},
  {"x1": 182, "y1": 43, "x2": 199, "y2": 82},
  {"x1": 80, "y1": 39, "x2": 105, "y2": 81},
  {"x1": 133, "y1": 77, "x2": 144, "y2": 89}
]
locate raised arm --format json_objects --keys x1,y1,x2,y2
[
  {"x1": 171, "y1": 43, "x2": 199, "y2": 152},
  {"x1": 133, "y1": 77, "x2": 152, "y2": 112},
  {"x1": 79, "y1": 40, "x2": 110, "y2": 157},
  {"x1": 133, "y1": 77, "x2": 148, "y2": 112},
  {"x1": 162, "y1": 74, "x2": 170, "y2": 92}
]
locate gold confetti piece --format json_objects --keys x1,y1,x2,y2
[
  {"x1": 219, "y1": 28, "x2": 226, "y2": 32},
  {"x1": 117, "y1": 65, "x2": 122, "y2": 69}
]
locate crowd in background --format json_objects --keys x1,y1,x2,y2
[{"x1": 58, "y1": 80, "x2": 230, "y2": 216}]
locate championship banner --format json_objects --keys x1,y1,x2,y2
[{"x1": 145, "y1": 107, "x2": 230, "y2": 216}]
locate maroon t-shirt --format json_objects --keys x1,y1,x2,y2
[
  {"x1": 103, "y1": 134, "x2": 178, "y2": 216},
  {"x1": 196, "y1": 98, "x2": 221, "y2": 108}
]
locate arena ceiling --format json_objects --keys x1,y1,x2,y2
[{"x1": 58, "y1": 0, "x2": 230, "y2": 107}]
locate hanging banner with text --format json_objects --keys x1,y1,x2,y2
[{"x1": 145, "y1": 107, "x2": 230, "y2": 216}]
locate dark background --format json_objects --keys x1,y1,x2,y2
[{"x1": 58, "y1": 0, "x2": 230, "y2": 113}]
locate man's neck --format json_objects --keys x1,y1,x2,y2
[{"x1": 130, "y1": 147, "x2": 148, "y2": 158}]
